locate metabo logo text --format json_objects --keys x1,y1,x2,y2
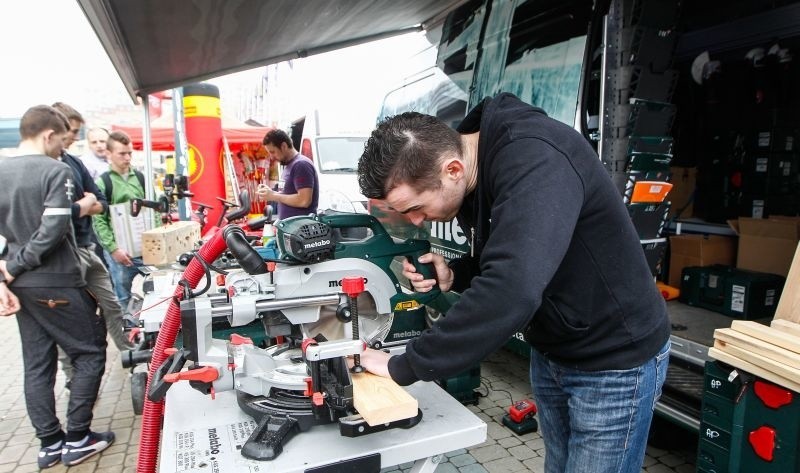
[
  {"x1": 329, "y1": 277, "x2": 368, "y2": 288},
  {"x1": 392, "y1": 330, "x2": 422, "y2": 339},
  {"x1": 208, "y1": 428, "x2": 221, "y2": 455},
  {"x1": 303, "y1": 239, "x2": 331, "y2": 249}
]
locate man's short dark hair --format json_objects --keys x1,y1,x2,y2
[
  {"x1": 357, "y1": 112, "x2": 463, "y2": 199},
  {"x1": 51, "y1": 102, "x2": 85, "y2": 124},
  {"x1": 263, "y1": 129, "x2": 293, "y2": 149},
  {"x1": 106, "y1": 130, "x2": 132, "y2": 150},
  {"x1": 19, "y1": 105, "x2": 69, "y2": 140}
]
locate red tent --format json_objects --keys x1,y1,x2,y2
[{"x1": 111, "y1": 113, "x2": 271, "y2": 152}]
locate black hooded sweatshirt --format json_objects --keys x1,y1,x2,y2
[{"x1": 388, "y1": 93, "x2": 670, "y2": 385}]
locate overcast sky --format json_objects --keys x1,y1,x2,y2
[{"x1": 0, "y1": 0, "x2": 431, "y2": 129}]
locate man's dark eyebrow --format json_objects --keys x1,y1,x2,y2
[{"x1": 390, "y1": 205, "x2": 420, "y2": 215}]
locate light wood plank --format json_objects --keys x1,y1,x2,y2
[
  {"x1": 715, "y1": 328, "x2": 800, "y2": 369},
  {"x1": 351, "y1": 371, "x2": 418, "y2": 426},
  {"x1": 730, "y1": 320, "x2": 800, "y2": 354},
  {"x1": 775, "y1": 244, "x2": 800, "y2": 323},
  {"x1": 709, "y1": 346, "x2": 800, "y2": 393},
  {"x1": 771, "y1": 319, "x2": 800, "y2": 338}
]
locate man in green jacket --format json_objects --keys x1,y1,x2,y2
[{"x1": 92, "y1": 131, "x2": 147, "y2": 312}]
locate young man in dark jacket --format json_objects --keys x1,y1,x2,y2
[
  {"x1": 357, "y1": 93, "x2": 670, "y2": 473},
  {"x1": 0, "y1": 105, "x2": 114, "y2": 468}
]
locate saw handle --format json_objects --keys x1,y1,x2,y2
[
  {"x1": 405, "y1": 253, "x2": 438, "y2": 289},
  {"x1": 318, "y1": 213, "x2": 389, "y2": 237}
]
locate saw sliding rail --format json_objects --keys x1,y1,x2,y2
[{"x1": 208, "y1": 294, "x2": 340, "y2": 317}]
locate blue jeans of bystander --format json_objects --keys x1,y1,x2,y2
[
  {"x1": 104, "y1": 250, "x2": 142, "y2": 312},
  {"x1": 529, "y1": 341, "x2": 670, "y2": 473}
]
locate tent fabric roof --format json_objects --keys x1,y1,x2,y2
[
  {"x1": 77, "y1": 0, "x2": 466, "y2": 100},
  {"x1": 112, "y1": 114, "x2": 272, "y2": 151}
]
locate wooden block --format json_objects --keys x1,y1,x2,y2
[
  {"x1": 141, "y1": 221, "x2": 201, "y2": 266},
  {"x1": 730, "y1": 320, "x2": 800, "y2": 354},
  {"x1": 351, "y1": 372, "x2": 418, "y2": 426},
  {"x1": 775, "y1": 243, "x2": 800, "y2": 323},
  {"x1": 709, "y1": 346, "x2": 800, "y2": 393},
  {"x1": 771, "y1": 319, "x2": 800, "y2": 338},
  {"x1": 714, "y1": 328, "x2": 800, "y2": 369}
]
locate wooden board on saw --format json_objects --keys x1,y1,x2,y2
[
  {"x1": 729, "y1": 320, "x2": 800, "y2": 354},
  {"x1": 775, "y1": 243, "x2": 800, "y2": 323},
  {"x1": 351, "y1": 371, "x2": 418, "y2": 426},
  {"x1": 771, "y1": 319, "x2": 800, "y2": 338},
  {"x1": 714, "y1": 328, "x2": 800, "y2": 370},
  {"x1": 709, "y1": 346, "x2": 800, "y2": 393}
]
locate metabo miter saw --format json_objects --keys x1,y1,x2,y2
[{"x1": 148, "y1": 213, "x2": 446, "y2": 461}]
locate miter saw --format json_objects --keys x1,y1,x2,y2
[{"x1": 147, "y1": 213, "x2": 447, "y2": 461}]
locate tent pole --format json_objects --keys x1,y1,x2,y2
[{"x1": 142, "y1": 96, "x2": 154, "y2": 201}]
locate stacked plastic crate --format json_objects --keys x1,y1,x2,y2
[{"x1": 601, "y1": 0, "x2": 681, "y2": 276}]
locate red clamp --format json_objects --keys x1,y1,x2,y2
[
  {"x1": 301, "y1": 338, "x2": 318, "y2": 355},
  {"x1": 230, "y1": 333, "x2": 254, "y2": 346},
  {"x1": 266, "y1": 262, "x2": 276, "y2": 273},
  {"x1": 341, "y1": 276, "x2": 365, "y2": 297},
  {"x1": 164, "y1": 366, "x2": 219, "y2": 384}
]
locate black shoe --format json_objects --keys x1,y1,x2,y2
[
  {"x1": 37, "y1": 444, "x2": 62, "y2": 469},
  {"x1": 61, "y1": 431, "x2": 115, "y2": 466}
]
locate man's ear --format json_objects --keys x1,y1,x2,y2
[{"x1": 442, "y1": 157, "x2": 465, "y2": 181}]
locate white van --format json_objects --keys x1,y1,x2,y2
[{"x1": 290, "y1": 113, "x2": 369, "y2": 214}]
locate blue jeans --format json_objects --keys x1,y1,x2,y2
[
  {"x1": 104, "y1": 250, "x2": 142, "y2": 312},
  {"x1": 529, "y1": 341, "x2": 670, "y2": 473}
]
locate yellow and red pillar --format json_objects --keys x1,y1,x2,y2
[{"x1": 183, "y1": 83, "x2": 225, "y2": 226}]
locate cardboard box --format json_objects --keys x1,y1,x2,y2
[
  {"x1": 667, "y1": 167, "x2": 696, "y2": 219},
  {"x1": 668, "y1": 234, "x2": 736, "y2": 287},
  {"x1": 728, "y1": 216, "x2": 800, "y2": 277},
  {"x1": 141, "y1": 221, "x2": 201, "y2": 266}
]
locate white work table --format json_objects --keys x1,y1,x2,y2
[{"x1": 159, "y1": 379, "x2": 487, "y2": 473}]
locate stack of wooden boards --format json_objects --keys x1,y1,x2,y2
[{"x1": 710, "y1": 244, "x2": 800, "y2": 392}]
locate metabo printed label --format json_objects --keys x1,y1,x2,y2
[{"x1": 173, "y1": 420, "x2": 261, "y2": 472}]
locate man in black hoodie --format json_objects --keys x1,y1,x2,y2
[{"x1": 357, "y1": 93, "x2": 670, "y2": 473}]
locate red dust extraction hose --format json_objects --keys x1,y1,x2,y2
[{"x1": 137, "y1": 229, "x2": 228, "y2": 473}]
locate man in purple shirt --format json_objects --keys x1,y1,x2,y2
[{"x1": 257, "y1": 129, "x2": 319, "y2": 219}]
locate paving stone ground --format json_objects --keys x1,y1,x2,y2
[{"x1": 0, "y1": 316, "x2": 697, "y2": 472}]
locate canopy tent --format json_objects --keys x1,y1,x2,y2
[
  {"x1": 76, "y1": 0, "x2": 467, "y2": 101},
  {"x1": 112, "y1": 113, "x2": 272, "y2": 151}
]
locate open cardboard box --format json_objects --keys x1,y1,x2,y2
[
  {"x1": 668, "y1": 234, "x2": 736, "y2": 287},
  {"x1": 728, "y1": 216, "x2": 800, "y2": 277}
]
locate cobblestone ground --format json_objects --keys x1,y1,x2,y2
[
  {"x1": 381, "y1": 349, "x2": 699, "y2": 473},
  {"x1": 0, "y1": 316, "x2": 697, "y2": 472}
]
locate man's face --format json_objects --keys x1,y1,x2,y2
[
  {"x1": 87, "y1": 129, "x2": 109, "y2": 158},
  {"x1": 107, "y1": 140, "x2": 133, "y2": 171},
  {"x1": 385, "y1": 179, "x2": 465, "y2": 227},
  {"x1": 63, "y1": 119, "x2": 82, "y2": 148},
  {"x1": 44, "y1": 130, "x2": 67, "y2": 158},
  {"x1": 265, "y1": 142, "x2": 291, "y2": 164}
]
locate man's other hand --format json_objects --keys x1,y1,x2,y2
[
  {"x1": 111, "y1": 248, "x2": 133, "y2": 266},
  {"x1": 0, "y1": 283, "x2": 20, "y2": 316},
  {"x1": 402, "y1": 252, "x2": 454, "y2": 292}
]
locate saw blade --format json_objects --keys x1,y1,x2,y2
[{"x1": 300, "y1": 292, "x2": 392, "y2": 345}]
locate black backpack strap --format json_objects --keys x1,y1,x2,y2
[
  {"x1": 100, "y1": 172, "x2": 113, "y2": 204},
  {"x1": 134, "y1": 170, "x2": 145, "y2": 193}
]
